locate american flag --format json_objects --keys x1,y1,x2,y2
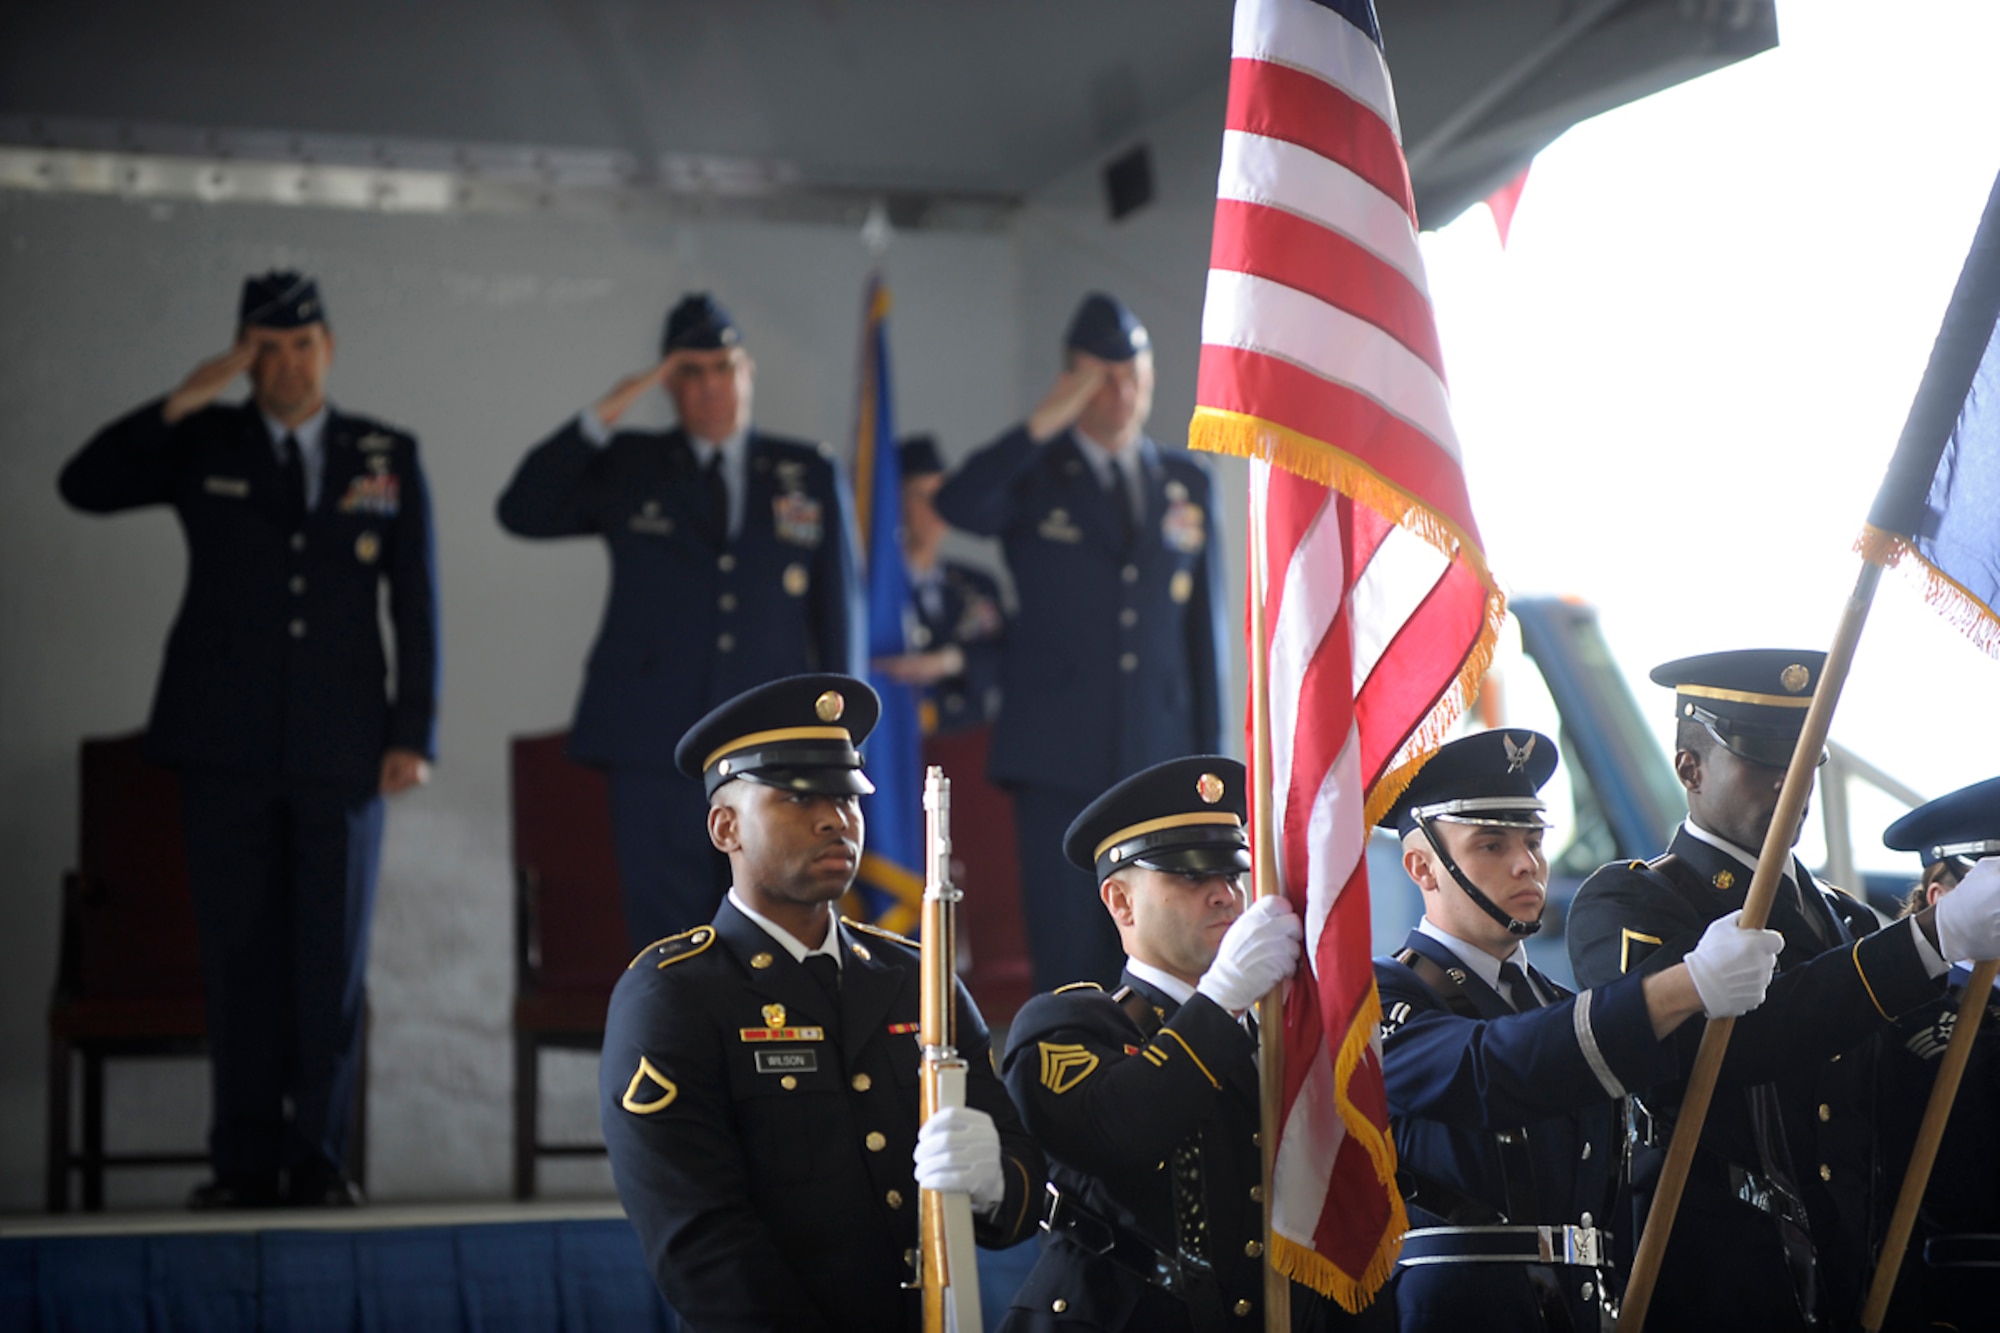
[{"x1": 1190, "y1": 0, "x2": 1506, "y2": 1308}]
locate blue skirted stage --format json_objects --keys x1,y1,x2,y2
[{"x1": 0, "y1": 1201, "x2": 1041, "y2": 1331}]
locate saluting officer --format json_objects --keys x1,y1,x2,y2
[
  {"x1": 999, "y1": 756, "x2": 1366, "y2": 1331},
  {"x1": 1374, "y1": 729, "x2": 1784, "y2": 1331},
  {"x1": 935, "y1": 294, "x2": 1226, "y2": 993},
  {"x1": 1566, "y1": 651, "x2": 2000, "y2": 1331},
  {"x1": 59, "y1": 272, "x2": 439, "y2": 1207},
  {"x1": 872, "y1": 434, "x2": 1007, "y2": 736},
  {"x1": 599, "y1": 673, "x2": 1043, "y2": 1331},
  {"x1": 1874, "y1": 779, "x2": 2000, "y2": 1332},
  {"x1": 498, "y1": 294, "x2": 863, "y2": 948}
]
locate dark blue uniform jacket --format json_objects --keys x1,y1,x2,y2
[
  {"x1": 600, "y1": 899, "x2": 1042, "y2": 1333},
  {"x1": 912, "y1": 559, "x2": 1006, "y2": 734},
  {"x1": 60, "y1": 398, "x2": 438, "y2": 781},
  {"x1": 933, "y1": 428, "x2": 1224, "y2": 797},
  {"x1": 497, "y1": 418, "x2": 862, "y2": 770}
]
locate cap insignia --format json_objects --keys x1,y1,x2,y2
[
  {"x1": 1196, "y1": 772, "x2": 1226, "y2": 805},
  {"x1": 762, "y1": 1003, "x2": 786, "y2": 1028},
  {"x1": 1503, "y1": 733, "x2": 1536, "y2": 774},
  {"x1": 750, "y1": 952, "x2": 775, "y2": 970},
  {"x1": 1780, "y1": 664, "x2": 1811, "y2": 694},
  {"x1": 815, "y1": 690, "x2": 846, "y2": 723},
  {"x1": 1713, "y1": 870, "x2": 1735, "y2": 891}
]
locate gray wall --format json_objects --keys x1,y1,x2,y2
[{"x1": 0, "y1": 83, "x2": 1240, "y2": 1210}]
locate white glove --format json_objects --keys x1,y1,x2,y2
[
  {"x1": 1196, "y1": 895, "x2": 1303, "y2": 1014},
  {"x1": 1934, "y1": 857, "x2": 2000, "y2": 964},
  {"x1": 1683, "y1": 910, "x2": 1786, "y2": 1017},
  {"x1": 913, "y1": 1105, "x2": 1005, "y2": 1213}
]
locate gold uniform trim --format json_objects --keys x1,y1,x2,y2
[
  {"x1": 1094, "y1": 811, "x2": 1243, "y2": 863},
  {"x1": 1676, "y1": 683, "x2": 1813, "y2": 709},
  {"x1": 702, "y1": 725, "x2": 852, "y2": 773},
  {"x1": 1851, "y1": 942, "x2": 1890, "y2": 1020},
  {"x1": 1619, "y1": 928, "x2": 1663, "y2": 975},
  {"x1": 842, "y1": 917, "x2": 916, "y2": 947},
  {"x1": 627, "y1": 924, "x2": 716, "y2": 971},
  {"x1": 1039, "y1": 1043, "x2": 1100, "y2": 1094},
  {"x1": 1156, "y1": 1028, "x2": 1220, "y2": 1089},
  {"x1": 1052, "y1": 981, "x2": 1104, "y2": 995},
  {"x1": 622, "y1": 1056, "x2": 678, "y2": 1114}
]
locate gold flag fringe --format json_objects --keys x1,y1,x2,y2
[
  {"x1": 1856, "y1": 525, "x2": 2000, "y2": 658},
  {"x1": 1190, "y1": 407, "x2": 1509, "y2": 827}
]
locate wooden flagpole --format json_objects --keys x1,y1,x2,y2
[
  {"x1": 1618, "y1": 559, "x2": 1883, "y2": 1331},
  {"x1": 1247, "y1": 462, "x2": 1291, "y2": 1331},
  {"x1": 1858, "y1": 957, "x2": 2000, "y2": 1330}
]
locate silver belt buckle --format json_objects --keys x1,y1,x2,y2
[{"x1": 1561, "y1": 1225, "x2": 1602, "y2": 1267}]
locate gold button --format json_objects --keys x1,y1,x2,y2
[
  {"x1": 1819, "y1": 1164, "x2": 1832, "y2": 1182},
  {"x1": 1234, "y1": 1299, "x2": 1254, "y2": 1317},
  {"x1": 1249, "y1": 1186, "x2": 1263, "y2": 1203},
  {"x1": 1252, "y1": 1132, "x2": 1261, "y2": 1147},
  {"x1": 865, "y1": 1132, "x2": 887, "y2": 1152},
  {"x1": 718, "y1": 553, "x2": 736, "y2": 572},
  {"x1": 885, "y1": 1190, "x2": 904, "y2": 1209},
  {"x1": 1244, "y1": 1240, "x2": 1263, "y2": 1258},
  {"x1": 290, "y1": 532, "x2": 306, "y2": 552},
  {"x1": 1581, "y1": 1142, "x2": 1592, "y2": 1160},
  {"x1": 851, "y1": 1074, "x2": 872, "y2": 1092},
  {"x1": 1818, "y1": 1103, "x2": 1831, "y2": 1122},
  {"x1": 289, "y1": 576, "x2": 306, "y2": 595},
  {"x1": 781, "y1": 1075, "x2": 798, "y2": 1091},
  {"x1": 751, "y1": 952, "x2": 775, "y2": 969},
  {"x1": 289, "y1": 618, "x2": 307, "y2": 639},
  {"x1": 1052, "y1": 1299, "x2": 1068, "y2": 1314}
]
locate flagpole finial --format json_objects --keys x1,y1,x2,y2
[{"x1": 861, "y1": 200, "x2": 893, "y2": 258}]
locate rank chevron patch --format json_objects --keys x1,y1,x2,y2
[{"x1": 1038, "y1": 1042, "x2": 1099, "y2": 1095}]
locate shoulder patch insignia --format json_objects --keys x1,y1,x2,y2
[
  {"x1": 1039, "y1": 1042, "x2": 1099, "y2": 1095},
  {"x1": 1379, "y1": 999, "x2": 1414, "y2": 1040},
  {"x1": 1907, "y1": 1010, "x2": 1956, "y2": 1061},
  {"x1": 621, "y1": 1056, "x2": 678, "y2": 1114},
  {"x1": 842, "y1": 917, "x2": 917, "y2": 948},
  {"x1": 1052, "y1": 981, "x2": 1104, "y2": 995},
  {"x1": 629, "y1": 924, "x2": 715, "y2": 971},
  {"x1": 1620, "y1": 927, "x2": 1664, "y2": 975}
]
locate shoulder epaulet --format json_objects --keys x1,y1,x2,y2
[
  {"x1": 1823, "y1": 881, "x2": 1861, "y2": 902},
  {"x1": 1630, "y1": 860, "x2": 1650, "y2": 871},
  {"x1": 841, "y1": 916, "x2": 917, "y2": 948},
  {"x1": 1053, "y1": 980, "x2": 1104, "y2": 995},
  {"x1": 628, "y1": 923, "x2": 716, "y2": 971}
]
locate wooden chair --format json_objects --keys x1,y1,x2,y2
[
  {"x1": 511, "y1": 730, "x2": 629, "y2": 1199},
  {"x1": 45, "y1": 732, "x2": 368, "y2": 1212}
]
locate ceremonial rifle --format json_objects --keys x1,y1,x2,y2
[{"x1": 918, "y1": 765, "x2": 982, "y2": 1333}]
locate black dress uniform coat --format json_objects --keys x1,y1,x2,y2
[
  {"x1": 497, "y1": 419, "x2": 862, "y2": 769},
  {"x1": 1568, "y1": 828, "x2": 1944, "y2": 1331},
  {"x1": 999, "y1": 970, "x2": 1293, "y2": 1331},
  {"x1": 600, "y1": 899, "x2": 1042, "y2": 1333},
  {"x1": 933, "y1": 428, "x2": 1224, "y2": 795},
  {"x1": 909, "y1": 559, "x2": 1006, "y2": 735},
  {"x1": 61, "y1": 398, "x2": 439, "y2": 777},
  {"x1": 1375, "y1": 930, "x2": 1675, "y2": 1331}
]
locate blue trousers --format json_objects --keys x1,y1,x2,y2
[
  {"x1": 177, "y1": 768, "x2": 383, "y2": 1186},
  {"x1": 1010, "y1": 785, "x2": 1126, "y2": 994},
  {"x1": 607, "y1": 767, "x2": 731, "y2": 952}
]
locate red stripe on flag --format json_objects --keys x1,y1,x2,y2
[
  {"x1": 1226, "y1": 56, "x2": 1415, "y2": 222},
  {"x1": 1210, "y1": 199, "x2": 1445, "y2": 379},
  {"x1": 1353, "y1": 557, "x2": 1489, "y2": 790},
  {"x1": 1199, "y1": 346, "x2": 1480, "y2": 541}
]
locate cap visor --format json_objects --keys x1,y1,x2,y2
[
  {"x1": 744, "y1": 768, "x2": 875, "y2": 796},
  {"x1": 1129, "y1": 844, "x2": 1253, "y2": 876}
]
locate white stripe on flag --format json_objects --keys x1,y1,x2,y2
[
  {"x1": 1201, "y1": 269, "x2": 1460, "y2": 461},
  {"x1": 1272, "y1": 1042, "x2": 1345, "y2": 1241},
  {"x1": 1217, "y1": 130, "x2": 1428, "y2": 296},
  {"x1": 1232, "y1": 0, "x2": 1399, "y2": 141},
  {"x1": 1302, "y1": 731, "x2": 1366, "y2": 964},
  {"x1": 1350, "y1": 524, "x2": 1451, "y2": 694},
  {"x1": 1266, "y1": 477, "x2": 1345, "y2": 876}
]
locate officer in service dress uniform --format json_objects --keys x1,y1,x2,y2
[
  {"x1": 59, "y1": 272, "x2": 439, "y2": 1207},
  {"x1": 998, "y1": 756, "x2": 1373, "y2": 1331},
  {"x1": 1374, "y1": 729, "x2": 1784, "y2": 1332},
  {"x1": 935, "y1": 294, "x2": 1226, "y2": 993},
  {"x1": 599, "y1": 673, "x2": 1043, "y2": 1331},
  {"x1": 872, "y1": 435, "x2": 1006, "y2": 736},
  {"x1": 1873, "y1": 779, "x2": 2000, "y2": 1332},
  {"x1": 498, "y1": 295, "x2": 863, "y2": 948},
  {"x1": 1566, "y1": 651, "x2": 2000, "y2": 1331}
]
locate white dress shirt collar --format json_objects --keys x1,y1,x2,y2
[
  {"x1": 1417, "y1": 917, "x2": 1539, "y2": 1002},
  {"x1": 1124, "y1": 956, "x2": 1196, "y2": 1007},
  {"x1": 729, "y1": 888, "x2": 845, "y2": 970}
]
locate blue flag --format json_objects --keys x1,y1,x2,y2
[
  {"x1": 1864, "y1": 170, "x2": 2000, "y2": 652},
  {"x1": 851, "y1": 274, "x2": 925, "y2": 933}
]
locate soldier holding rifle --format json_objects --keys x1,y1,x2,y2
[
  {"x1": 1567, "y1": 651, "x2": 2000, "y2": 1331},
  {"x1": 599, "y1": 673, "x2": 1042, "y2": 1331}
]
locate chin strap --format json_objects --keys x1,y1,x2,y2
[{"x1": 1417, "y1": 814, "x2": 1542, "y2": 938}]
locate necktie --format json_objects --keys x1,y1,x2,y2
[
  {"x1": 279, "y1": 434, "x2": 307, "y2": 524},
  {"x1": 803, "y1": 953, "x2": 841, "y2": 1003},
  {"x1": 1498, "y1": 960, "x2": 1535, "y2": 1012},
  {"x1": 702, "y1": 451, "x2": 728, "y2": 544},
  {"x1": 1107, "y1": 464, "x2": 1135, "y2": 548}
]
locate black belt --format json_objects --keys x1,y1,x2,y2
[
  {"x1": 1630, "y1": 1100, "x2": 1810, "y2": 1231},
  {"x1": 1041, "y1": 1183, "x2": 1188, "y2": 1298},
  {"x1": 1398, "y1": 1224, "x2": 1608, "y2": 1269},
  {"x1": 1925, "y1": 1234, "x2": 2000, "y2": 1269}
]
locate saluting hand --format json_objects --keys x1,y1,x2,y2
[
  {"x1": 1025, "y1": 356, "x2": 1108, "y2": 443},
  {"x1": 379, "y1": 747, "x2": 432, "y2": 797},
  {"x1": 591, "y1": 356, "x2": 672, "y2": 431},
  {"x1": 162, "y1": 342, "x2": 258, "y2": 425}
]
